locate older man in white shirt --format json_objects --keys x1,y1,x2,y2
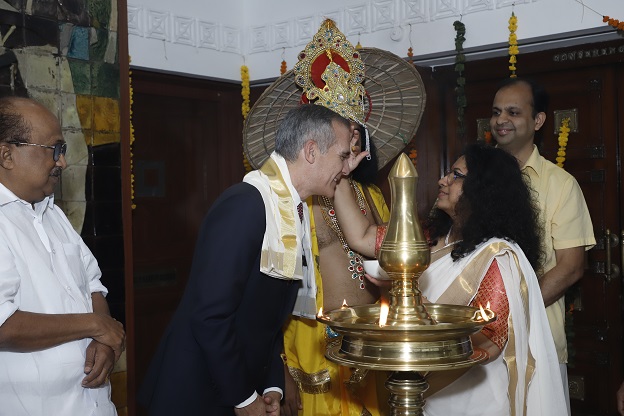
[{"x1": 0, "y1": 96, "x2": 125, "y2": 416}]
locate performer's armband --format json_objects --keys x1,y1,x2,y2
[{"x1": 375, "y1": 225, "x2": 388, "y2": 257}]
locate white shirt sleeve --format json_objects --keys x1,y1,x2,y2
[{"x1": 235, "y1": 391, "x2": 259, "y2": 409}]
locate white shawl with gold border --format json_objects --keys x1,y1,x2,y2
[
  {"x1": 420, "y1": 238, "x2": 568, "y2": 416},
  {"x1": 243, "y1": 152, "x2": 316, "y2": 319}
]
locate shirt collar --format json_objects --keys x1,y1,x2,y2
[
  {"x1": 0, "y1": 182, "x2": 55, "y2": 209},
  {"x1": 522, "y1": 145, "x2": 542, "y2": 177}
]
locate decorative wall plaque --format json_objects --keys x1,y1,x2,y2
[{"x1": 553, "y1": 108, "x2": 578, "y2": 134}]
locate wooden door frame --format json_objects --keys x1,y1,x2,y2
[{"x1": 117, "y1": 0, "x2": 136, "y2": 413}]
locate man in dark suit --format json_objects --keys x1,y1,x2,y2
[{"x1": 139, "y1": 104, "x2": 365, "y2": 416}]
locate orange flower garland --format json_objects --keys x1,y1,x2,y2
[
  {"x1": 556, "y1": 117, "x2": 570, "y2": 168},
  {"x1": 484, "y1": 130, "x2": 492, "y2": 145},
  {"x1": 280, "y1": 48, "x2": 287, "y2": 75},
  {"x1": 508, "y1": 12, "x2": 518, "y2": 78},
  {"x1": 603, "y1": 15, "x2": 624, "y2": 31},
  {"x1": 569, "y1": 0, "x2": 624, "y2": 30},
  {"x1": 407, "y1": 24, "x2": 415, "y2": 66},
  {"x1": 408, "y1": 148, "x2": 418, "y2": 168}
]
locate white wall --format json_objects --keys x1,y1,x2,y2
[{"x1": 128, "y1": 0, "x2": 623, "y2": 82}]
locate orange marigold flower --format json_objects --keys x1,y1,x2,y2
[
  {"x1": 603, "y1": 16, "x2": 609, "y2": 23},
  {"x1": 484, "y1": 131, "x2": 492, "y2": 144}
]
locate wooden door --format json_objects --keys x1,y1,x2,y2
[
  {"x1": 130, "y1": 70, "x2": 244, "y2": 414},
  {"x1": 434, "y1": 41, "x2": 624, "y2": 415}
]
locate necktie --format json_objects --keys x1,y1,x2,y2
[
  {"x1": 297, "y1": 202, "x2": 304, "y2": 222},
  {"x1": 297, "y1": 202, "x2": 307, "y2": 266}
]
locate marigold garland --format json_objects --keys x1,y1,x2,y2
[
  {"x1": 407, "y1": 148, "x2": 418, "y2": 168},
  {"x1": 453, "y1": 20, "x2": 466, "y2": 135},
  {"x1": 241, "y1": 65, "x2": 253, "y2": 172},
  {"x1": 508, "y1": 12, "x2": 518, "y2": 78},
  {"x1": 484, "y1": 130, "x2": 492, "y2": 145},
  {"x1": 241, "y1": 65, "x2": 250, "y2": 118},
  {"x1": 555, "y1": 117, "x2": 570, "y2": 168},
  {"x1": 407, "y1": 24, "x2": 416, "y2": 67},
  {"x1": 603, "y1": 15, "x2": 624, "y2": 31},
  {"x1": 280, "y1": 60, "x2": 287, "y2": 75}
]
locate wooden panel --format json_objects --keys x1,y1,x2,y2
[{"x1": 130, "y1": 70, "x2": 244, "y2": 415}]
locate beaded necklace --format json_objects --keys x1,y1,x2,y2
[{"x1": 319, "y1": 181, "x2": 369, "y2": 290}]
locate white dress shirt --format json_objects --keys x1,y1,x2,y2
[{"x1": 0, "y1": 183, "x2": 116, "y2": 416}]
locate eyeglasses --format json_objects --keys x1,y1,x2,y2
[
  {"x1": 7, "y1": 141, "x2": 67, "y2": 162},
  {"x1": 444, "y1": 168, "x2": 467, "y2": 184}
]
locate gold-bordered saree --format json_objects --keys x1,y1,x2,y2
[{"x1": 419, "y1": 238, "x2": 568, "y2": 416}]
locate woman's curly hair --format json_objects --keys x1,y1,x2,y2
[{"x1": 425, "y1": 144, "x2": 543, "y2": 271}]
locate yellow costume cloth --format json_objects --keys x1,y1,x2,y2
[{"x1": 283, "y1": 183, "x2": 390, "y2": 416}]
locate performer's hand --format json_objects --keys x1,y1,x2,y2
[
  {"x1": 281, "y1": 366, "x2": 302, "y2": 416},
  {"x1": 263, "y1": 391, "x2": 281, "y2": 416},
  {"x1": 345, "y1": 135, "x2": 369, "y2": 176},
  {"x1": 82, "y1": 340, "x2": 115, "y2": 388}
]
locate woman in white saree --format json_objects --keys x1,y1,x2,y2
[{"x1": 333, "y1": 144, "x2": 568, "y2": 416}]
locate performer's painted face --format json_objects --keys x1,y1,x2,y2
[{"x1": 437, "y1": 156, "x2": 467, "y2": 218}]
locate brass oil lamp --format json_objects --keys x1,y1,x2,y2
[{"x1": 317, "y1": 154, "x2": 495, "y2": 415}]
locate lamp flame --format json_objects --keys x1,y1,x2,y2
[
  {"x1": 478, "y1": 302, "x2": 492, "y2": 322},
  {"x1": 341, "y1": 299, "x2": 349, "y2": 309},
  {"x1": 379, "y1": 301, "x2": 389, "y2": 327},
  {"x1": 317, "y1": 307, "x2": 323, "y2": 318}
]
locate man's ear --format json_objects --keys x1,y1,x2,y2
[
  {"x1": 534, "y1": 112, "x2": 546, "y2": 131},
  {"x1": 303, "y1": 139, "x2": 316, "y2": 164},
  {"x1": 0, "y1": 143, "x2": 14, "y2": 169}
]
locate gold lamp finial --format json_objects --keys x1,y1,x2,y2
[{"x1": 378, "y1": 153, "x2": 433, "y2": 324}]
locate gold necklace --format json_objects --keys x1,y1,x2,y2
[{"x1": 319, "y1": 181, "x2": 369, "y2": 290}]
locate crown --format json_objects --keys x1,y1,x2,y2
[{"x1": 293, "y1": 19, "x2": 367, "y2": 124}]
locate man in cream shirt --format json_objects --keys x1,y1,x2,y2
[{"x1": 490, "y1": 78, "x2": 595, "y2": 414}]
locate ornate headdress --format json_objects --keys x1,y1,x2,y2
[
  {"x1": 293, "y1": 19, "x2": 367, "y2": 126},
  {"x1": 243, "y1": 22, "x2": 427, "y2": 170}
]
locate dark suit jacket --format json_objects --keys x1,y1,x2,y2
[{"x1": 138, "y1": 182, "x2": 300, "y2": 415}]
